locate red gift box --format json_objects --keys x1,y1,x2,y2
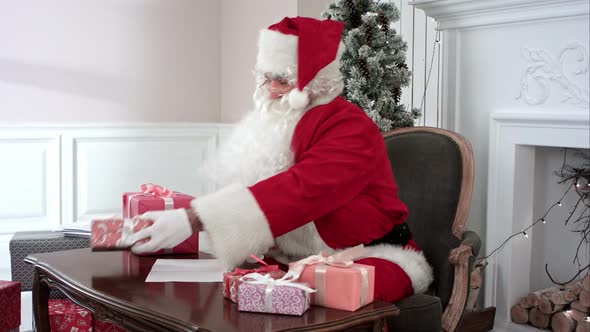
[
  {"x1": 0, "y1": 280, "x2": 21, "y2": 331},
  {"x1": 122, "y1": 184, "x2": 199, "y2": 254},
  {"x1": 91, "y1": 217, "x2": 153, "y2": 250},
  {"x1": 49, "y1": 299, "x2": 128, "y2": 332},
  {"x1": 49, "y1": 299, "x2": 92, "y2": 332}
]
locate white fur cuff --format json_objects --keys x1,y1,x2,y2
[
  {"x1": 191, "y1": 184, "x2": 275, "y2": 269},
  {"x1": 362, "y1": 244, "x2": 434, "y2": 294}
]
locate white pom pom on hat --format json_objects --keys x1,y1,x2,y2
[{"x1": 287, "y1": 89, "x2": 310, "y2": 110}]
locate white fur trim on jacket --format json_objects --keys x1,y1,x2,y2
[
  {"x1": 191, "y1": 184, "x2": 274, "y2": 269},
  {"x1": 271, "y1": 222, "x2": 434, "y2": 294},
  {"x1": 361, "y1": 244, "x2": 434, "y2": 294}
]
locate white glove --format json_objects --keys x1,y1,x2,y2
[{"x1": 127, "y1": 209, "x2": 193, "y2": 254}]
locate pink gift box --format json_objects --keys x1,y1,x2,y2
[
  {"x1": 238, "y1": 282, "x2": 311, "y2": 316},
  {"x1": 91, "y1": 217, "x2": 153, "y2": 250},
  {"x1": 122, "y1": 191, "x2": 194, "y2": 219},
  {"x1": 290, "y1": 262, "x2": 375, "y2": 311},
  {"x1": 223, "y1": 268, "x2": 285, "y2": 303},
  {"x1": 122, "y1": 185, "x2": 199, "y2": 255}
]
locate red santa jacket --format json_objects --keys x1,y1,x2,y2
[{"x1": 193, "y1": 96, "x2": 433, "y2": 301}]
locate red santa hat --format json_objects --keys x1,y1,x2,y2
[{"x1": 256, "y1": 17, "x2": 346, "y2": 109}]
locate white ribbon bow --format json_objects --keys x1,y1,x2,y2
[{"x1": 240, "y1": 273, "x2": 316, "y2": 312}]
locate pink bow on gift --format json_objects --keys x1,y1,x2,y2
[
  {"x1": 285, "y1": 244, "x2": 367, "y2": 280},
  {"x1": 140, "y1": 183, "x2": 174, "y2": 197},
  {"x1": 231, "y1": 254, "x2": 280, "y2": 276}
]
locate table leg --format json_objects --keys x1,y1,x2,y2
[
  {"x1": 373, "y1": 318, "x2": 385, "y2": 332},
  {"x1": 32, "y1": 268, "x2": 51, "y2": 332}
]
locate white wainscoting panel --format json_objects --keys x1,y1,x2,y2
[
  {"x1": 0, "y1": 130, "x2": 61, "y2": 233},
  {"x1": 61, "y1": 126, "x2": 218, "y2": 224},
  {"x1": 0, "y1": 123, "x2": 228, "y2": 233}
]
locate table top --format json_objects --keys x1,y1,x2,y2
[{"x1": 26, "y1": 248, "x2": 399, "y2": 332}]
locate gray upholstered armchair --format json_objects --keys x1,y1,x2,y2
[{"x1": 383, "y1": 127, "x2": 481, "y2": 332}]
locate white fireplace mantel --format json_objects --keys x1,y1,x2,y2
[
  {"x1": 409, "y1": 0, "x2": 589, "y2": 30},
  {"x1": 486, "y1": 111, "x2": 589, "y2": 331}
]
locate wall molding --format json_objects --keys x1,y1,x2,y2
[
  {"x1": 0, "y1": 123, "x2": 232, "y2": 234},
  {"x1": 410, "y1": 0, "x2": 589, "y2": 30}
]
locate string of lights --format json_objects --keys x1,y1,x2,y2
[{"x1": 477, "y1": 149, "x2": 590, "y2": 284}]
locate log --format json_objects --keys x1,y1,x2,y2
[
  {"x1": 581, "y1": 290, "x2": 590, "y2": 308},
  {"x1": 571, "y1": 301, "x2": 590, "y2": 314},
  {"x1": 567, "y1": 290, "x2": 580, "y2": 302},
  {"x1": 553, "y1": 290, "x2": 578, "y2": 305},
  {"x1": 567, "y1": 281, "x2": 585, "y2": 295},
  {"x1": 552, "y1": 311, "x2": 577, "y2": 332},
  {"x1": 537, "y1": 297, "x2": 561, "y2": 314},
  {"x1": 510, "y1": 304, "x2": 530, "y2": 324},
  {"x1": 519, "y1": 296, "x2": 533, "y2": 308},
  {"x1": 538, "y1": 300, "x2": 565, "y2": 315},
  {"x1": 571, "y1": 309, "x2": 589, "y2": 323},
  {"x1": 582, "y1": 275, "x2": 590, "y2": 291},
  {"x1": 527, "y1": 286, "x2": 563, "y2": 306},
  {"x1": 530, "y1": 307, "x2": 551, "y2": 329},
  {"x1": 575, "y1": 319, "x2": 590, "y2": 332}
]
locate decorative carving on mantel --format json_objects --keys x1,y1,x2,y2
[{"x1": 516, "y1": 42, "x2": 589, "y2": 107}]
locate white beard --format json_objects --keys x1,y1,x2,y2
[{"x1": 199, "y1": 87, "x2": 306, "y2": 189}]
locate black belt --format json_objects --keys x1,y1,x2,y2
[{"x1": 366, "y1": 222, "x2": 412, "y2": 247}]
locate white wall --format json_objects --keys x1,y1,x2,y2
[
  {"x1": 297, "y1": 0, "x2": 332, "y2": 19},
  {"x1": 0, "y1": 0, "x2": 221, "y2": 123},
  {"x1": 530, "y1": 147, "x2": 590, "y2": 292}
]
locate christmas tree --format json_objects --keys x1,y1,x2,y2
[{"x1": 323, "y1": 0, "x2": 420, "y2": 132}]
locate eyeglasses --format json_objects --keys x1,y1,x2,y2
[{"x1": 264, "y1": 73, "x2": 291, "y2": 85}]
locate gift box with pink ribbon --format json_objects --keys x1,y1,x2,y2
[
  {"x1": 237, "y1": 273, "x2": 314, "y2": 316},
  {"x1": 287, "y1": 245, "x2": 375, "y2": 311},
  {"x1": 90, "y1": 217, "x2": 153, "y2": 250},
  {"x1": 223, "y1": 257, "x2": 286, "y2": 303},
  {"x1": 122, "y1": 183, "x2": 199, "y2": 254}
]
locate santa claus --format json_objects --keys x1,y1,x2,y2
[{"x1": 128, "y1": 16, "x2": 433, "y2": 303}]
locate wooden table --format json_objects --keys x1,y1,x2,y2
[{"x1": 25, "y1": 248, "x2": 399, "y2": 331}]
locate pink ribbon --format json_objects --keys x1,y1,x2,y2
[
  {"x1": 140, "y1": 183, "x2": 175, "y2": 197},
  {"x1": 285, "y1": 244, "x2": 366, "y2": 280},
  {"x1": 230, "y1": 255, "x2": 279, "y2": 276}
]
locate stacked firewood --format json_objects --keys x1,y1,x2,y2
[{"x1": 511, "y1": 275, "x2": 590, "y2": 332}]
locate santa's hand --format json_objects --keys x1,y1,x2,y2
[{"x1": 127, "y1": 209, "x2": 193, "y2": 254}]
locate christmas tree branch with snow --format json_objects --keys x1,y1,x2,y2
[{"x1": 323, "y1": 0, "x2": 421, "y2": 132}]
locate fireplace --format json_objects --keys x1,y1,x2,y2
[{"x1": 485, "y1": 111, "x2": 589, "y2": 330}]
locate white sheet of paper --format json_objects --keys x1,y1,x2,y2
[{"x1": 145, "y1": 259, "x2": 225, "y2": 282}]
